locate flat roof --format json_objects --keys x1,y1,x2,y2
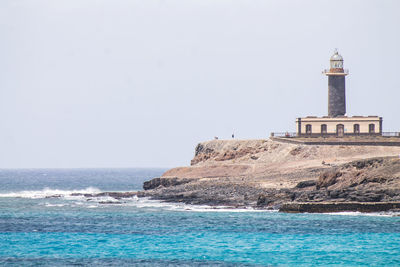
[{"x1": 297, "y1": 116, "x2": 381, "y2": 122}]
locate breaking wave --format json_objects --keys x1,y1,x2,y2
[
  {"x1": 124, "y1": 197, "x2": 269, "y2": 212},
  {"x1": 323, "y1": 211, "x2": 400, "y2": 217},
  {"x1": 0, "y1": 187, "x2": 269, "y2": 212},
  {"x1": 0, "y1": 187, "x2": 102, "y2": 199}
]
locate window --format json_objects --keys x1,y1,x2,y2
[
  {"x1": 353, "y1": 124, "x2": 360, "y2": 134},
  {"x1": 306, "y1": 124, "x2": 312, "y2": 135},
  {"x1": 369, "y1": 124, "x2": 375, "y2": 133},
  {"x1": 321, "y1": 124, "x2": 327, "y2": 134}
]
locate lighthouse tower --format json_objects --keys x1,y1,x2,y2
[{"x1": 324, "y1": 50, "x2": 348, "y2": 117}]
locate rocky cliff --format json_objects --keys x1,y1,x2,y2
[{"x1": 141, "y1": 139, "x2": 400, "y2": 211}]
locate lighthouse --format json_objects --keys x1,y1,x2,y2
[
  {"x1": 294, "y1": 50, "x2": 383, "y2": 137},
  {"x1": 324, "y1": 50, "x2": 348, "y2": 117}
]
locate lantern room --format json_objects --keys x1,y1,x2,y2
[{"x1": 330, "y1": 49, "x2": 344, "y2": 71}]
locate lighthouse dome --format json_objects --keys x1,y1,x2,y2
[{"x1": 330, "y1": 50, "x2": 343, "y2": 61}]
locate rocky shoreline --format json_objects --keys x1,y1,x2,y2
[
  {"x1": 139, "y1": 157, "x2": 400, "y2": 212},
  {"x1": 138, "y1": 139, "x2": 400, "y2": 213}
]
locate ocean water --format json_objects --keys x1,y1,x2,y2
[{"x1": 1, "y1": 169, "x2": 400, "y2": 266}]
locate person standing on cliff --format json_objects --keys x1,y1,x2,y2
[{"x1": 232, "y1": 133, "x2": 235, "y2": 139}]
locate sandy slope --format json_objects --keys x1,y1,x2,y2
[{"x1": 162, "y1": 139, "x2": 400, "y2": 189}]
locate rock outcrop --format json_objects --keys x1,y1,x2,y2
[
  {"x1": 141, "y1": 139, "x2": 400, "y2": 212},
  {"x1": 143, "y1": 177, "x2": 193, "y2": 190},
  {"x1": 280, "y1": 202, "x2": 400, "y2": 213}
]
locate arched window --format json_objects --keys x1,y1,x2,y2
[
  {"x1": 336, "y1": 124, "x2": 344, "y2": 137},
  {"x1": 353, "y1": 124, "x2": 360, "y2": 134},
  {"x1": 321, "y1": 124, "x2": 327, "y2": 134},
  {"x1": 306, "y1": 124, "x2": 312, "y2": 135},
  {"x1": 369, "y1": 124, "x2": 375, "y2": 133}
]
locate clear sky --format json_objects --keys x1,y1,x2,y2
[{"x1": 1, "y1": 0, "x2": 399, "y2": 168}]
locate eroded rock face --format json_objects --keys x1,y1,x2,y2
[
  {"x1": 316, "y1": 170, "x2": 342, "y2": 189},
  {"x1": 349, "y1": 158, "x2": 384, "y2": 170},
  {"x1": 291, "y1": 157, "x2": 400, "y2": 204},
  {"x1": 190, "y1": 140, "x2": 271, "y2": 165},
  {"x1": 143, "y1": 177, "x2": 194, "y2": 190}
]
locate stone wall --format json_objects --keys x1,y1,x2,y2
[{"x1": 271, "y1": 137, "x2": 400, "y2": 147}]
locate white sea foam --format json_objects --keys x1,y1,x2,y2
[
  {"x1": 0, "y1": 187, "x2": 102, "y2": 199},
  {"x1": 123, "y1": 197, "x2": 270, "y2": 212},
  {"x1": 323, "y1": 211, "x2": 400, "y2": 217},
  {"x1": 0, "y1": 187, "x2": 274, "y2": 212},
  {"x1": 44, "y1": 203, "x2": 66, "y2": 207}
]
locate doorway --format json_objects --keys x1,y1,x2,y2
[{"x1": 336, "y1": 124, "x2": 344, "y2": 137}]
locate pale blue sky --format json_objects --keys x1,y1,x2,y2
[{"x1": 1, "y1": 0, "x2": 399, "y2": 168}]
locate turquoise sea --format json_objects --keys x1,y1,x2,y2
[{"x1": 1, "y1": 169, "x2": 400, "y2": 266}]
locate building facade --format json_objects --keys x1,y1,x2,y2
[
  {"x1": 296, "y1": 50, "x2": 383, "y2": 137},
  {"x1": 296, "y1": 116, "x2": 382, "y2": 137}
]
